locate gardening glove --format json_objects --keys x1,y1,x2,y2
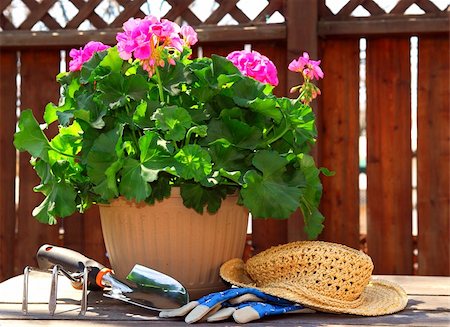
[{"x1": 159, "y1": 287, "x2": 314, "y2": 323}]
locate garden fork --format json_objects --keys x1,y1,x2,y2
[{"x1": 22, "y1": 264, "x2": 89, "y2": 316}]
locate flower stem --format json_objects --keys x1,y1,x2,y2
[
  {"x1": 154, "y1": 66, "x2": 165, "y2": 103},
  {"x1": 265, "y1": 113, "x2": 289, "y2": 146},
  {"x1": 49, "y1": 145, "x2": 76, "y2": 158}
]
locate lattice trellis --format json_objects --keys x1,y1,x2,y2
[
  {"x1": 0, "y1": 0, "x2": 286, "y2": 31},
  {"x1": 320, "y1": 0, "x2": 447, "y2": 19},
  {"x1": 1, "y1": 0, "x2": 447, "y2": 32}
]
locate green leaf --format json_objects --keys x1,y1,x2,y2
[
  {"x1": 138, "y1": 131, "x2": 177, "y2": 178},
  {"x1": 219, "y1": 169, "x2": 242, "y2": 184},
  {"x1": 298, "y1": 154, "x2": 322, "y2": 208},
  {"x1": 229, "y1": 78, "x2": 266, "y2": 107},
  {"x1": 74, "y1": 92, "x2": 107, "y2": 128},
  {"x1": 66, "y1": 75, "x2": 81, "y2": 97},
  {"x1": 57, "y1": 111, "x2": 75, "y2": 127},
  {"x1": 320, "y1": 167, "x2": 336, "y2": 176},
  {"x1": 34, "y1": 159, "x2": 52, "y2": 184},
  {"x1": 14, "y1": 110, "x2": 51, "y2": 162},
  {"x1": 49, "y1": 122, "x2": 82, "y2": 163},
  {"x1": 152, "y1": 106, "x2": 192, "y2": 141},
  {"x1": 297, "y1": 154, "x2": 324, "y2": 239},
  {"x1": 96, "y1": 72, "x2": 127, "y2": 108},
  {"x1": 148, "y1": 173, "x2": 172, "y2": 203},
  {"x1": 208, "y1": 142, "x2": 250, "y2": 171},
  {"x1": 280, "y1": 98, "x2": 317, "y2": 152},
  {"x1": 188, "y1": 125, "x2": 207, "y2": 138},
  {"x1": 93, "y1": 159, "x2": 123, "y2": 199},
  {"x1": 159, "y1": 61, "x2": 191, "y2": 96},
  {"x1": 86, "y1": 126, "x2": 124, "y2": 199},
  {"x1": 241, "y1": 150, "x2": 303, "y2": 218},
  {"x1": 44, "y1": 103, "x2": 58, "y2": 125},
  {"x1": 212, "y1": 55, "x2": 241, "y2": 77},
  {"x1": 125, "y1": 74, "x2": 148, "y2": 101},
  {"x1": 301, "y1": 207, "x2": 324, "y2": 240},
  {"x1": 133, "y1": 100, "x2": 159, "y2": 129},
  {"x1": 180, "y1": 183, "x2": 227, "y2": 214},
  {"x1": 100, "y1": 47, "x2": 123, "y2": 73},
  {"x1": 205, "y1": 118, "x2": 262, "y2": 150},
  {"x1": 32, "y1": 181, "x2": 77, "y2": 224},
  {"x1": 80, "y1": 50, "x2": 109, "y2": 83},
  {"x1": 139, "y1": 131, "x2": 171, "y2": 163},
  {"x1": 248, "y1": 97, "x2": 282, "y2": 123},
  {"x1": 119, "y1": 158, "x2": 152, "y2": 202},
  {"x1": 174, "y1": 144, "x2": 212, "y2": 182}
]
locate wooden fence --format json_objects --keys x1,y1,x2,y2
[{"x1": 0, "y1": 0, "x2": 448, "y2": 282}]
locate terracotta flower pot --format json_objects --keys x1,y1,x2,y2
[{"x1": 98, "y1": 188, "x2": 248, "y2": 299}]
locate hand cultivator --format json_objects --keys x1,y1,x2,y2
[{"x1": 22, "y1": 244, "x2": 188, "y2": 316}]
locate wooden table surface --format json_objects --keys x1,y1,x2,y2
[{"x1": 0, "y1": 272, "x2": 448, "y2": 326}]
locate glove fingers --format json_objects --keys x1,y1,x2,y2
[
  {"x1": 232, "y1": 305, "x2": 261, "y2": 323},
  {"x1": 233, "y1": 303, "x2": 308, "y2": 324},
  {"x1": 159, "y1": 301, "x2": 198, "y2": 318},
  {"x1": 185, "y1": 303, "x2": 221, "y2": 324},
  {"x1": 206, "y1": 307, "x2": 237, "y2": 322}
]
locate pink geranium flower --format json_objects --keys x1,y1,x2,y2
[
  {"x1": 288, "y1": 52, "x2": 324, "y2": 80},
  {"x1": 151, "y1": 19, "x2": 183, "y2": 52},
  {"x1": 116, "y1": 16, "x2": 196, "y2": 76},
  {"x1": 68, "y1": 41, "x2": 110, "y2": 72},
  {"x1": 226, "y1": 50, "x2": 278, "y2": 86},
  {"x1": 116, "y1": 17, "x2": 154, "y2": 60},
  {"x1": 180, "y1": 25, "x2": 198, "y2": 46}
]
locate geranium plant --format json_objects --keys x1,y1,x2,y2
[{"x1": 14, "y1": 15, "x2": 329, "y2": 238}]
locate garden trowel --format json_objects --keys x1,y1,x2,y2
[{"x1": 35, "y1": 244, "x2": 189, "y2": 313}]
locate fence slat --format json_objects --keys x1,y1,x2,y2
[
  {"x1": 0, "y1": 50, "x2": 17, "y2": 281},
  {"x1": 417, "y1": 35, "x2": 449, "y2": 276},
  {"x1": 200, "y1": 42, "x2": 247, "y2": 59},
  {"x1": 366, "y1": 37, "x2": 413, "y2": 274},
  {"x1": 14, "y1": 50, "x2": 62, "y2": 275},
  {"x1": 317, "y1": 38, "x2": 360, "y2": 249}
]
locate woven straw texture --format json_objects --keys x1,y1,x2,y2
[{"x1": 220, "y1": 241, "x2": 408, "y2": 316}]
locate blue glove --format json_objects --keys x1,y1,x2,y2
[{"x1": 159, "y1": 287, "x2": 314, "y2": 323}]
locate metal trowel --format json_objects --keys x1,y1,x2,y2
[{"x1": 35, "y1": 244, "x2": 189, "y2": 312}]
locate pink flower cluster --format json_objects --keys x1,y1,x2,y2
[
  {"x1": 116, "y1": 15, "x2": 197, "y2": 75},
  {"x1": 288, "y1": 52, "x2": 324, "y2": 104},
  {"x1": 68, "y1": 41, "x2": 110, "y2": 72},
  {"x1": 288, "y1": 52, "x2": 324, "y2": 81},
  {"x1": 226, "y1": 50, "x2": 279, "y2": 87}
]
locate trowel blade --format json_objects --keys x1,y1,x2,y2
[
  {"x1": 104, "y1": 264, "x2": 189, "y2": 311},
  {"x1": 103, "y1": 290, "x2": 180, "y2": 311}
]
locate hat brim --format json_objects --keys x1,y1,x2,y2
[{"x1": 220, "y1": 258, "x2": 408, "y2": 316}]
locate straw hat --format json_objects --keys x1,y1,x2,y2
[{"x1": 220, "y1": 241, "x2": 408, "y2": 316}]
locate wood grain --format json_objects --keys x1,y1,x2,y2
[
  {"x1": 14, "y1": 50, "x2": 62, "y2": 276},
  {"x1": 0, "y1": 50, "x2": 17, "y2": 282},
  {"x1": 366, "y1": 37, "x2": 413, "y2": 274},
  {"x1": 317, "y1": 38, "x2": 360, "y2": 249},
  {"x1": 417, "y1": 34, "x2": 450, "y2": 276},
  {"x1": 1, "y1": 274, "x2": 449, "y2": 326}
]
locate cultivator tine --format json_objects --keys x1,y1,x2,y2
[
  {"x1": 49, "y1": 265, "x2": 59, "y2": 315},
  {"x1": 22, "y1": 266, "x2": 31, "y2": 315},
  {"x1": 80, "y1": 266, "x2": 89, "y2": 315},
  {"x1": 21, "y1": 265, "x2": 87, "y2": 316}
]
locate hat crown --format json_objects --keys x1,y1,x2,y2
[{"x1": 246, "y1": 241, "x2": 373, "y2": 302}]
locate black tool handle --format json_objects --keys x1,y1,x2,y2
[{"x1": 37, "y1": 244, "x2": 107, "y2": 290}]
